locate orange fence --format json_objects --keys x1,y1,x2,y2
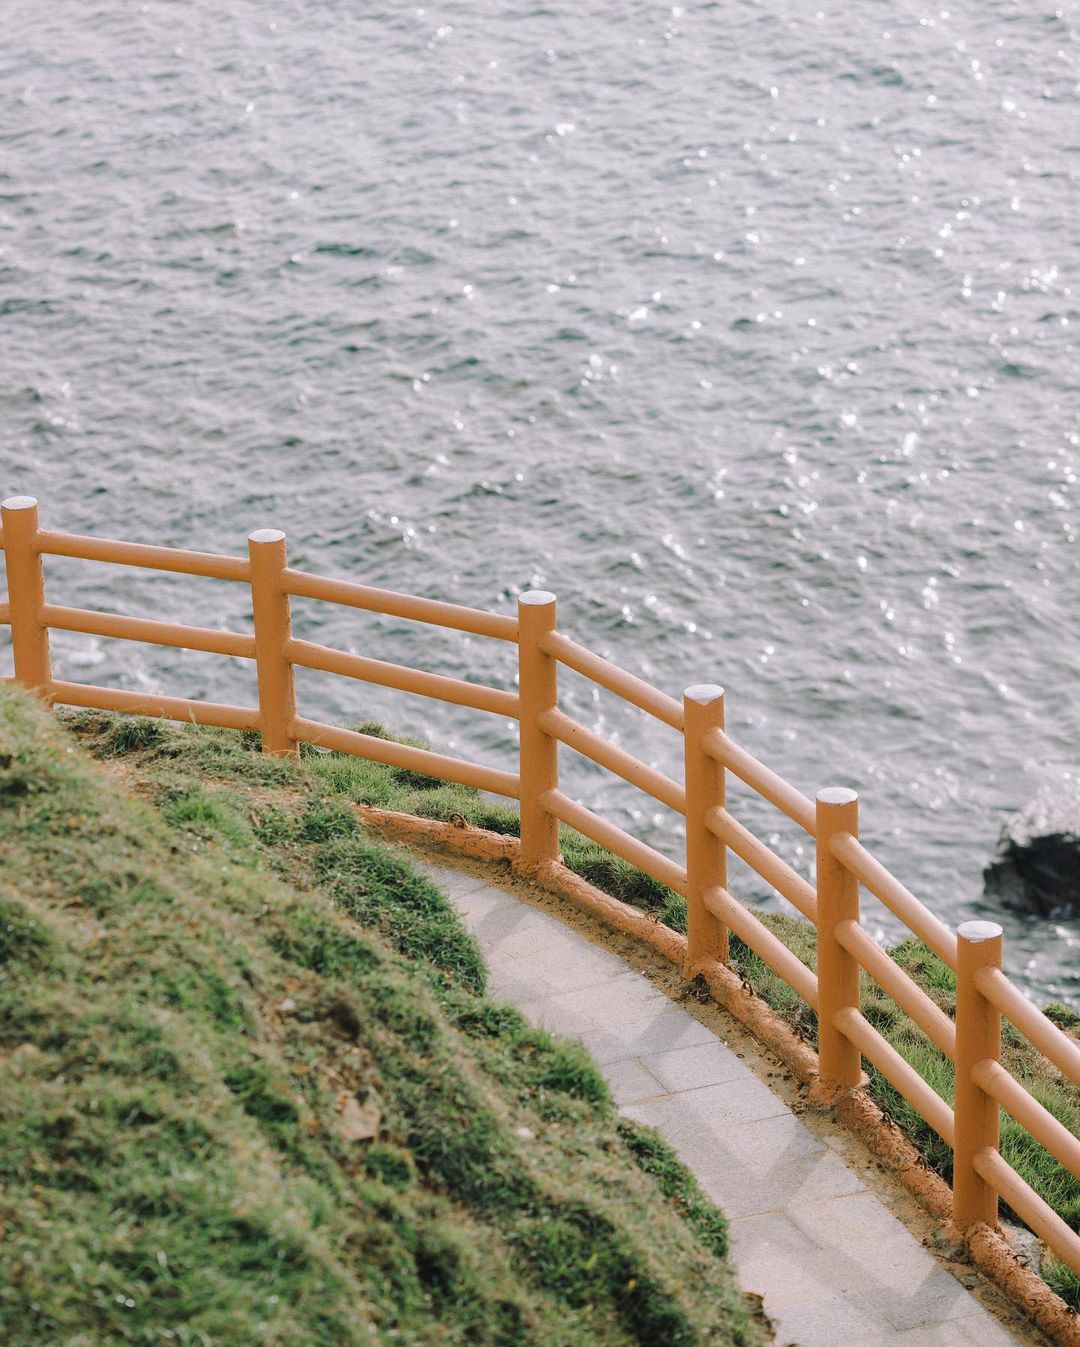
[{"x1": 2, "y1": 493, "x2": 1079, "y2": 1280}]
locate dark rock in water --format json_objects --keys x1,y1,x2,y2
[{"x1": 984, "y1": 783, "x2": 1080, "y2": 916}]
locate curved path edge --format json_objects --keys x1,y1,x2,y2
[{"x1": 412, "y1": 853, "x2": 1044, "y2": 1347}]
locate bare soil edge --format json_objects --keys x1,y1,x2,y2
[{"x1": 356, "y1": 803, "x2": 1075, "y2": 1347}]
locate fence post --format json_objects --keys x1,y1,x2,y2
[
  {"x1": 953, "y1": 919, "x2": 1003, "y2": 1234},
  {"x1": 683, "y1": 684, "x2": 728, "y2": 973},
  {"x1": 2, "y1": 495, "x2": 52, "y2": 697},
  {"x1": 517, "y1": 590, "x2": 560, "y2": 871},
  {"x1": 248, "y1": 529, "x2": 299, "y2": 759},
  {"x1": 815, "y1": 787, "x2": 862, "y2": 1093}
]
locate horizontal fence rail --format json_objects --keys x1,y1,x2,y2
[
  {"x1": 540, "y1": 787, "x2": 688, "y2": 896},
  {"x1": 286, "y1": 636, "x2": 519, "y2": 718},
  {"x1": 977, "y1": 966, "x2": 1080, "y2": 1085},
  {"x1": 283, "y1": 566, "x2": 519, "y2": 642},
  {"x1": 974, "y1": 1148, "x2": 1080, "y2": 1273},
  {"x1": 703, "y1": 724, "x2": 817, "y2": 835},
  {"x1": 830, "y1": 830, "x2": 959, "y2": 969},
  {"x1": 705, "y1": 804, "x2": 817, "y2": 920},
  {"x1": 291, "y1": 716, "x2": 521, "y2": 799},
  {"x1": 50, "y1": 679, "x2": 262, "y2": 732},
  {"x1": 835, "y1": 918, "x2": 957, "y2": 1058},
  {"x1": 703, "y1": 883, "x2": 819, "y2": 1009},
  {"x1": 43, "y1": 604, "x2": 258, "y2": 660},
  {"x1": 834, "y1": 1005, "x2": 957, "y2": 1146},
  {"x1": 541, "y1": 629, "x2": 685, "y2": 730},
  {"x1": 539, "y1": 706, "x2": 686, "y2": 814},
  {"x1": 38, "y1": 527, "x2": 253, "y2": 581},
  {"x1": 2, "y1": 493, "x2": 1080, "y2": 1289}
]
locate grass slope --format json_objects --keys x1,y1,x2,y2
[
  {"x1": 0, "y1": 688, "x2": 767, "y2": 1347},
  {"x1": 82, "y1": 710, "x2": 1080, "y2": 1313}
]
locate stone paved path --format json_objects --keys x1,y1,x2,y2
[{"x1": 416, "y1": 858, "x2": 1031, "y2": 1347}]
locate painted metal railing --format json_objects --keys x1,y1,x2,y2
[{"x1": 2, "y1": 494, "x2": 1079, "y2": 1283}]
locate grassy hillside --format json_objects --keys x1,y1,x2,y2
[
  {"x1": 0, "y1": 688, "x2": 768, "y2": 1347},
  {"x1": 145, "y1": 711, "x2": 1080, "y2": 1313}
]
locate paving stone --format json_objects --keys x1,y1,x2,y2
[
  {"x1": 877, "y1": 1270, "x2": 991, "y2": 1334},
  {"x1": 463, "y1": 900, "x2": 554, "y2": 945},
  {"x1": 729, "y1": 1200, "x2": 881, "y2": 1302},
  {"x1": 530, "y1": 972, "x2": 670, "y2": 1031},
  {"x1": 487, "y1": 965, "x2": 563, "y2": 1005},
  {"x1": 483, "y1": 920, "x2": 585, "y2": 963},
  {"x1": 412, "y1": 863, "x2": 491, "y2": 900},
  {"x1": 453, "y1": 886, "x2": 517, "y2": 923},
  {"x1": 640, "y1": 1038, "x2": 752, "y2": 1092},
  {"x1": 787, "y1": 1189, "x2": 932, "y2": 1258},
  {"x1": 575, "y1": 1006, "x2": 719, "y2": 1063},
  {"x1": 786, "y1": 1194, "x2": 978, "y2": 1331},
  {"x1": 513, "y1": 945, "x2": 632, "y2": 993},
  {"x1": 598, "y1": 1057, "x2": 667, "y2": 1105},
  {"x1": 769, "y1": 1292, "x2": 883, "y2": 1347},
  {"x1": 512, "y1": 997, "x2": 567, "y2": 1035},
  {"x1": 725, "y1": 1209, "x2": 829, "y2": 1311},
  {"x1": 514, "y1": 991, "x2": 607, "y2": 1036},
  {"x1": 514, "y1": 974, "x2": 667, "y2": 1035},
  {"x1": 953, "y1": 1313, "x2": 1031, "y2": 1346},
  {"x1": 492, "y1": 930, "x2": 628, "y2": 989},
  {"x1": 621, "y1": 1090, "x2": 869, "y2": 1224},
  {"x1": 695, "y1": 1122, "x2": 867, "y2": 1220},
  {"x1": 622, "y1": 1072, "x2": 790, "y2": 1134}
]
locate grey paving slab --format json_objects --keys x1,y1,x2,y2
[
  {"x1": 486, "y1": 964, "x2": 564, "y2": 1005},
  {"x1": 770, "y1": 1292, "x2": 884, "y2": 1346},
  {"x1": 597, "y1": 1056, "x2": 668, "y2": 1106},
  {"x1": 453, "y1": 886, "x2": 517, "y2": 922},
  {"x1": 576, "y1": 1006, "x2": 719, "y2": 1063},
  {"x1": 421, "y1": 860, "x2": 1027, "y2": 1347},
  {"x1": 622, "y1": 1072, "x2": 792, "y2": 1132},
  {"x1": 684, "y1": 1115, "x2": 868, "y2": 1220},
  {"x1": 413, "y1": 861, "x2": 491, "y2": 901},
  {"x1": 951, "y1": 1315, "x2": 1027, "y2": 1346},
  {"x1": 640, "y1": 1038, "x2": 753, "y2": 1092},
  {"x1": 518, "y1": 972, "x2": 672, "y2": 1036},
  {"x1": 787, "y1": 1192, "x2": 980, "y2": 1331},
  {"x1": 463, "y1": 900, "x2": 555, "y2": 945}
]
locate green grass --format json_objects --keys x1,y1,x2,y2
[
  {"x1": 303, "y1": 720, "x2": 687, "y2": 928},
  {"x1": 59, "y1": 707, "x2": 1080, "y2": 1308},
  {"x1": 1, "y1": 689, "x2": 767, "y2": 1347}
]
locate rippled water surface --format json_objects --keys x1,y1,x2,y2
[{"x1": 2, "y1": 0, "x2": 1079, "y2": 1001}]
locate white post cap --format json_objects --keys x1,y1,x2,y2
[
  {"x1": 958, "y1": 919, "x2": 1003, "y2": 943},
  {"x1": 2, "y1": 496, "x2": 37, "y2": 510},
  {"x1": 684, "y1": 683, "x2": 725, "y2": 705}
]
